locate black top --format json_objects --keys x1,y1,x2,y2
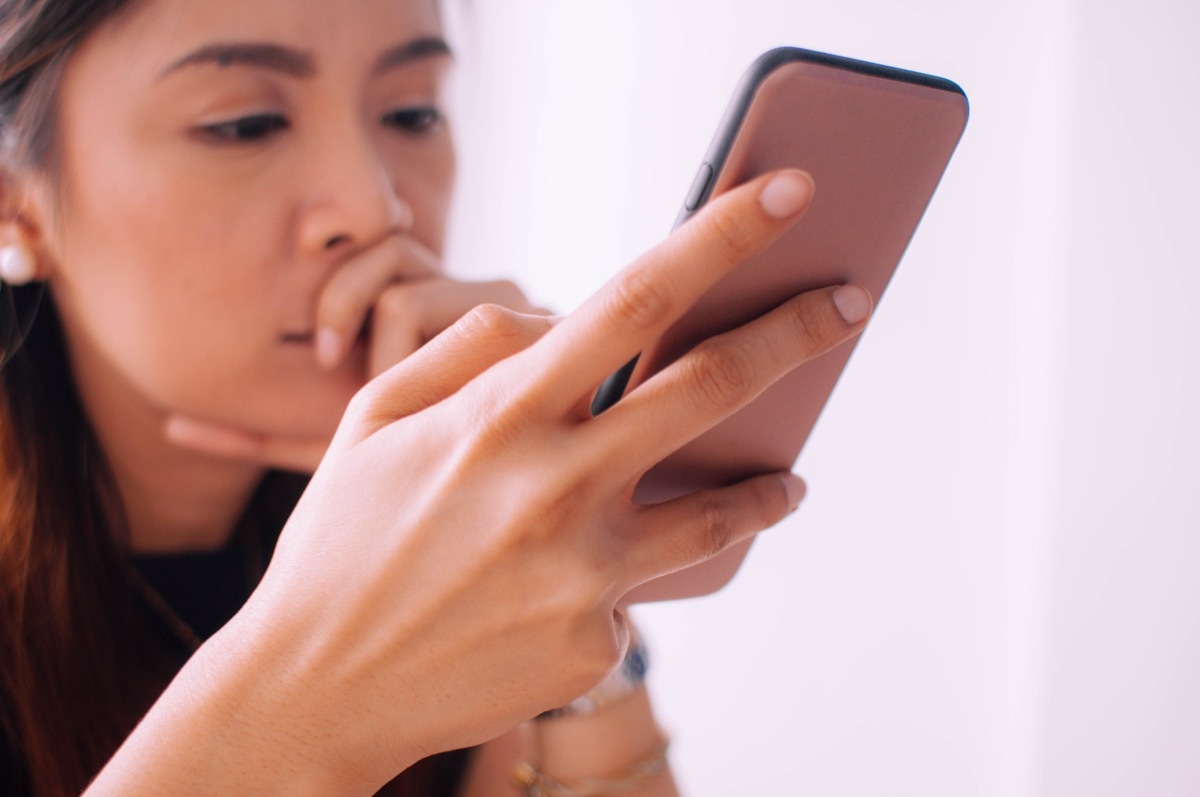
[{"x1": 1, "y1": 479, "x2": 472, "y2": 796}]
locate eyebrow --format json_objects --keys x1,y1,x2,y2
[
  {"x1": 159, "y1": 36, "x2": 452, "y2": 81},
  {"x1": 374, "y1": 37, "x2": 453, "y2": 73}
]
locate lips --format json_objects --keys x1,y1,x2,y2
[{"x1": 279, "y1": 320, "x2": 370, "y2": 349}]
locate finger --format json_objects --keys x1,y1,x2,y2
[
  {"x1": 621, "y1": 472, "x2": 805, "y2": 588},
  {"x1": 368, "y1": 278, "x2": 536, "y2": 378},
  {"x1": 594, "y1": 283, "x2": 871, "y2": 469},
  {"x1": 163, "y1": 416, "x2": 330, "y2": 473},
  {"x1": 522, "y1": 170, "x2": 815, "y2": 408},
  {"x1": 354, "y1": 307, "x2": 557, "y2": 430},
  {"x1": 315, "y1": 235, "x2": 441, "y2": 369}
]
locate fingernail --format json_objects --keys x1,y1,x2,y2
[
  {"x1": 782, "y1": 474, "x2": 807, "y2": 513},
  {"x1": 759, "y1": 171, "x2": 813, "y2": 218},
  {"x1": 315, "y1": 327, "x2": 343, "y2": 369},
  {"x1": 832, "y1": 285, "x2": 871, "y2": 325}
]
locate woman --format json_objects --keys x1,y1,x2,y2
[{"x1": 0, "y1": 0, "x2": 871, "y2": 794}]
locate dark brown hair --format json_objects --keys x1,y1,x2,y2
[
  {"x1": 0, "y1": 2, "x2": 462, "y2": 794},
  {"x1": 1, "y1": 4, "x2": 181, "y2": 794}
]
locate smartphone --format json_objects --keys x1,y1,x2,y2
[{"x1": 606, "y1": 47, "x2": 969, "y2": 602}]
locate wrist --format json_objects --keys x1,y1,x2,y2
[
  {"x1": 86, "y1": 599, "x2": 404, "y2": 797},
  {"x1": 188, "y1": 614, "x2": 374, "y2": 793},
  {"x1": 539, "y1": 626, "x2": 649, "y2": 720},
  {"x1": 85, "y1": 634, "x2": 344, "y2": 796},
  {"x1": 193, "y1": 592, "x2": 426, "y2": 792}
]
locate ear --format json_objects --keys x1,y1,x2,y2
[{"x1": 0, "y1": 163, "x2": 55, "y2": 281}]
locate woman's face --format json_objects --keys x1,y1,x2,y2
[{"x1": 37, "y1": 0, "x2": 454, "y2": 439}]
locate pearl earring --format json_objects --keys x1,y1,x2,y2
[{"x1": 0, "y1": 244, "x2": 37, "y2": 285}]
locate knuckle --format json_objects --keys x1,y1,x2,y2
[
  {"x1": 606, "y1": 268, "x2": 673, "y2": 332},
  {"x1": 697, "y1": 495, "x2": 736, "y2": 560},
  {"x1": 684, "y1": 339, "x2": 758, "y2": 411},
  {"x1": 785, "y1": 297, "x2": 835, "y2": 354},
  {"x1": 457, "y1": 302, "x2": 523, "y2": 340},
  {"x1": 374, "y1": 284, "x2": 419, "y2": 319}
]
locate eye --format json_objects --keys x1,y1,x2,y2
[
  {"x1": 198, "y1": 113, "x2": 290, "y2": 143},
  {"x1": 382, "y1": 106, "x2": 443, "y2": 135}
]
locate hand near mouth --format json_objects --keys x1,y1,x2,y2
[{"x1": 164, "y1": 234, "x2": 548, "y2": 473}]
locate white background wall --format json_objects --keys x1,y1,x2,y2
[{"x1": 441, "y1": 2, "x2": 1200, "y2": 795}]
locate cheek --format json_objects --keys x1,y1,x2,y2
[
  {"x1": 52, "y1": 249, "x2": 362, "y2": 439},
  {"x1": 57, "y1": 183, "x2": 269, "y2": 366},
  {"x1": 49, "y1": 140, "x2": 302, "y2": 417},
  {"x1": 427, "y1": 144, "x2": 456, "y2": 242},
  {"x1": 394, "y1": 137, "x2": 456, "y2": 250},
  {"x1": 49, "y1": 159, "x2": 366, "y2": 438},
  {"x1": 53, "y1": 260, "x2": 270, "y2": 422}
]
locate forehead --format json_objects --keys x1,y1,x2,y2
[{"x1": 88, "y1": 0, "x2": 443, "y2": 77}]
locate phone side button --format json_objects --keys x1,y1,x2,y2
[{"x1": 684, "y1": 162, "x2": 714, "y2": 211}]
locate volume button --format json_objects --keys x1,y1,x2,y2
[{"x1": 684, "y1": 162, "x2": 714, "y2": 211}]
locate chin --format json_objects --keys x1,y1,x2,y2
[{"x1": 183, "y1": 370, "x2": 362, "y2": 443}]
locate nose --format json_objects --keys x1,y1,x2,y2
[{"x1": 296, "y1": 126, "x2": 414, "y2": 254}]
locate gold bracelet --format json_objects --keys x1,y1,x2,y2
[{"x1": 512, "y1": 736, "x2": 670, "y2": 797}]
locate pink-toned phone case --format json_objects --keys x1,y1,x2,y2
[{"x1": 610, "y1": 48, "x2": 969, "y2": 602}]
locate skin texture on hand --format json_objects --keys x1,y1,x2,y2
[{"x1": 83, "y1": 170, "x2": 871, "y2": 796}]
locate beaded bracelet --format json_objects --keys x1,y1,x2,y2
[{"x1": 512, "y1": 736, "x2": 670, "y2": 797}]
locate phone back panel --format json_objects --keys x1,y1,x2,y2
[{"x1": 624, "y1": 49, "x2": 968, "y2": 601}]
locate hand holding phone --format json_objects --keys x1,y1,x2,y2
[{"x1": 608, "y1": 48, "x2": 969, "y2": 602}]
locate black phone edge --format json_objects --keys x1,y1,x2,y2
[{"x1": 589, "y1": 47, "x2": 968, "y2": 417}]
